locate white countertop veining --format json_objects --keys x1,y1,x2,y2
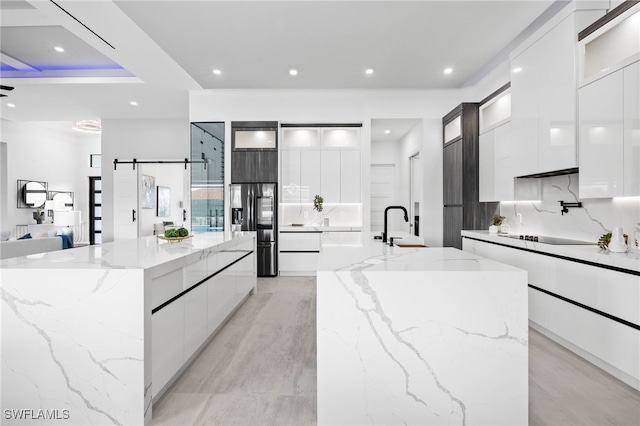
[
  {"x1": 318, "y1": 231, "x2": 521, "y2": 273},
  {"x1": 462, "y1": 230, "x2": 640, "y2": 274},
  {"x1": 0, "y1": 231, "x2": 256, "y2": 270},
  {"x1": 317, "y1": 233, "x2": 528, "y2": 425}
]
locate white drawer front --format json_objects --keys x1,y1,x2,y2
[
  {"x1": 279, "y1": 232, "x2": 321, "y2": 251},
  {"x1": 280, "y1": 252, "x2": 319, "y2": 272}
]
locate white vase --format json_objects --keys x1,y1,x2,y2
[
  {"x1": 489, "y1": 225, "x2": 499, "y2": 234},
  {"x1": 608, "y1": 227, "x2": 627, "y2": 253}
]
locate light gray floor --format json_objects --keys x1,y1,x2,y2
[{"x1": 153, "y1": 276, "x2": 640, "y2": 426}]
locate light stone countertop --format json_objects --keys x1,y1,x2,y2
[
  {"x1": 0, "y1": 231, "x2": 256, "y2": 271},
  {"x1": 462, "y1": 230, "x2": 640, "y2": 274},
  {"x1": 317, "y1": 233, "x2": 528, "y2": 425}
]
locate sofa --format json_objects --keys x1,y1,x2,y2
[{"x1": 0, "y1": 236, "x2": 64, "y2": 260}]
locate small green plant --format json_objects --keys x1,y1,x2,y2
[
  {"x1": 313, "y1": 194, "x2": 324, "y2": 212},
  {"x1": 597, "y1": 232, "x2": 628, "y2": 249},
  {"x1": 491, "y1": 215, "x2": 506, "y2": 226},
  {"x1": 165, "y1": 227, "x2": 188, "y2": 238}
]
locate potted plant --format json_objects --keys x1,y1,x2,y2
[
  {"x1": 313, "y1": 194, "x2": 324, "y2": 212},
  {"x1": 489, "y1": 215, "x2": 505, "y2": 234}
]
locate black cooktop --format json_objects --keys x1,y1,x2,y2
[{"x1": 498, "y1": 234, "x2": 595, "y2": 245}]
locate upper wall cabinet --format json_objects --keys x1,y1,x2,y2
[
  {"x1": 579, "y1": 57, "x2": 639, "y2": 198},
  {"x1": 479, "y1": 85, "x2": 514, "y2": 202},
  {"x1": 280, "y1": 126, "x2": 361, "y2": 204},
  {"x1": 509, "y1": 5, "x2": 606, "y2": 177},
  {"x1": 578, "y1": 3, "x2": 640, "y2": 198},
  {"x1": 579, "y1": 2, "x2": 640, "y2": 86}
]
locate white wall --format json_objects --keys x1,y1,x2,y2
[
  {"x1": 190, "y1": 90, "x2": 463, "y2": 247},
  {"x1": 0, "y1": 120, "x2": 100, "y2": 240},
  {"x1": 101, "y1": 118, "x2": 190, "y2": 242}
]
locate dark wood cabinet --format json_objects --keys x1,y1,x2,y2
[
  {"x1": 443, "y1": 140, "x2": 463, "y2": 205},
  {"x1": 443, "y1": 103, "x2": 498, "y2": 249},
  {"x1": 443, "y1": 206, "x2": 464, "y2": 249},
  {"x1": 231, "y1": 151, "x2": 278, "y2": 183}
]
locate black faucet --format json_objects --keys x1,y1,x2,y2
[{"x1": 382, "y1": 206, "x2": 409, "y2": 243}]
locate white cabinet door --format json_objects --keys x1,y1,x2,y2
[
  {"x1": 510, "y1": 46, "x2": 540, "y2": 177},
  {"x1": 479, "y1": 122, "x2": 514, "y2": 202},
  {"x1": 494, "y1": 122, "x2": 514, "y2": 201},
  {"x1": 579, "y1": 70, "x2": 624, "y2": 198},
  {"x1": 624, "y1": 61, "x2": 640, "y2": 196},
  {"x1": 321, "y1": 149, "x2": 341, "y2": 203},
  {"x1": 479, "y1": 129, "x2": 496, "y2": 202},
  {"x1": 183, "y1": 284, "x2": 208, "y2": 360},
  {"x1": 340, "y1": 150, "x2": 361, "y2": 203},
  {"x1": 300, "y1": 149, "x2": 321, "y2": 203},
  {"x1": 152, "y1": 300, "x2": 184, "y2": 397},
  {"x1": 537, "y1": 16, "x2": 578, "y2": 173},
  {"x1": 281, "y1": 150, "x2": 301, "y2": 203}
]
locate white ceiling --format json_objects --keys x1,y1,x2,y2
[{"x1": 0, "y1": 0, "x2": 561, "y2": 123}]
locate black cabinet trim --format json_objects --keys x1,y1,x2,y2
[
  {"x1": 462, "y1": 236, "x2": 639, "y2": 276},
  {"x1": 529, "y1": 284, "x2": 640, "y2": 331},
  {"x1": 280, "y1": 250, "x2": 321, "y2": 253},
  {"x1": 152, "y1": 250, "x2": 254, "y2": 314}
]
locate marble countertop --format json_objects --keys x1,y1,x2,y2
[
  {"x1": 280, "y1": 225, "x2": 362, "y2": 232},
  {"x1": 462, "y1": 230, "x2": 640, "y2": 274},
  {"x1": 0, "y1": 231, "x2": 255, "y2": 270},
  {"x1": 318, "y1": 231, "x2": 521, "y2": 273},
  {"x1": 317, "y1": 234, "x2": 528, "y2": 425}
]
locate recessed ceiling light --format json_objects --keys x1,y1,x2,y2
[
  {"x1": 365, "y1": 68, "x2": 374, "y2": 75},
  {"x1": 289, "y1": 69, "x2": 298, "y2": 76},
  {"x1": 130, "y1": 101, "x2": 138, "y2": 106},
  {"x1": 513, "y1": 67, "x2": 522, "y2": 73},
  {"x1": 384, "y1": 129, "x2": 391, "y2": 134},
  {"x1": 7, "y1": 103, "x2": 15, "y2": 108},
  {"x1": 54, "y1": 46, "x2": 64, "y2": 53},
  {"x1": 212, "y1": 69, "x2": 221, "y2": 75},
  {"x1": 443, "y1": 68, "x2": 453, "y2": 75}
]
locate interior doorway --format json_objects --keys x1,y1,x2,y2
[
  {"x1": 409, "y1": 153, "x2": 422, "y2": 236},
  {"x1": 370, "y1": 164, "x2": 395, "y2": 233}
]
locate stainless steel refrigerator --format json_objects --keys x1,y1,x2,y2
[{"x1": 229, "y1": 183, "x2": 277, "y2": 277}]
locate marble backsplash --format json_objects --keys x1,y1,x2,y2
[
  {"x1": 499, "y1": 174, "x2": 640, "y2": 243},
  {"x1": 280, "y1": 203, "x2": 363, "y2": 227}
]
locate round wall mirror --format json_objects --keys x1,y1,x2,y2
[
  {"x1": 53, "y1": 192, "x2": 73, "y2": 211},
  {"x1": 23, "y1": 181, "x2": 47, "y2": 208}
]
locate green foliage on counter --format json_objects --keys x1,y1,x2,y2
[
  {"x1": 597, "y1": 232, "x2": 628, "y2": 249},
  {"x1": 313, "y1": 194, "x2": 324, "y2": 212},
  {"x1": 165, "y1": 227, "x2": 189, "y2": 238}
]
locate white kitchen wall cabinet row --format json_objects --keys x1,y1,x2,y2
[
  {"x1": 280, "y1": 127, "x2": 361, "y2": 204},
  {"x1": 509, "y1": 5, "x2": 606, "y2": 177},
  {"x1": 463, "y1": 236, "x2": 639, "y2": 391},
  {"x1": 579, "y1": 60, "x2": 640, "y2": 198}
]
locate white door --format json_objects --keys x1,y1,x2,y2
[
  {"x1": 370, "y1": 164, "x2": 395, "y2": 233},
  {"x1": 113, "y1": 167, "x2": 138, "y2": 240}
]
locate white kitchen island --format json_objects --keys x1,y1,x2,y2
[
  {"x1": 317, "y1": 237, "x2": 529, "y2": 425},
  {"x1": 0, "y1": 231, "x2": 256, "y2": 426}
]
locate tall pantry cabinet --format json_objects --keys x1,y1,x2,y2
[{"x1": 443, "y1": 103, "x2": 499, "y2": 249}]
